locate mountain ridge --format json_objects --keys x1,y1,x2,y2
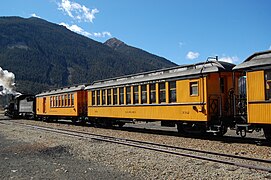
[{"x1": 0, "y1": 16, "x2": 177, "y2": 94}]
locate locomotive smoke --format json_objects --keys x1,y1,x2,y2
[{"x1": 0, "y1": 67, "x2": 19, "y2": 96}]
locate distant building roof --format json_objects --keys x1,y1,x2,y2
[{"x1": 233, "y1": 50, "x2": 271, "y2": 70}]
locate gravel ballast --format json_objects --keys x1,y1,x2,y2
[{"x1": 0, "y1": 116, "x2": 271, "y2": 179}]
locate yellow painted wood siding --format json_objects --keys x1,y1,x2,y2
[
  {"x1": 247, "y1": 71, "x2": 265, "y2": 101},
  {"x1": 247, "y1": 70, "x2": 271, "y2": 124},
  {"x1": 36, "y1": 92, "x2": 81, "y2": 116},
  {"x1": 88, "y1": 77, "x2": 208, "y2": 122},
  {"x1": 248, "y1": 103, "x2": 271, "y2": 124},
  {"x1": 88, "y1": 105, "x2": 207, "y2": 121}
]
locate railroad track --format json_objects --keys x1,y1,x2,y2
[{"x1": 1, "y1": 120, "x2": 271, "y2": 172}]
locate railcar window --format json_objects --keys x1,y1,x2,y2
[
  {"x1": 107, "y1": 89, "x2": 111, "y2": 105},
  {"x1": 71, "y1": 94, "x2": 74, "y2": 106},
  {"x1": 65, "y1": 95, "x2": 67, "y2": 106},
  {"x1": 97, "y1": 91, "x2": 101, "y2": 105},
  {"x1": 102, "y1": 90, "x2": 106, "y2": 105},
  {"x1": 50, "y1": 97, "x2": 53, "y2": 107},
  {"x1": 56, "y1": 96, "x2": 59, "y2": 107},
  {"x1": 159, "y1": 82, "x2": 166, "y2": 103},
  {"x1": 133, "y1": 86, "x2": 139, "y2": 104},
  {"x1": 62, "y1": 95, "x2": 65, "y2": 107},
  {"x1": 190, "y1": 81, "x2": 199, "y2": 96},
  {"x1": 52, "y1": 96, "x2": 55, "y2": 107},
  {"x1": 113, "y1": 88, "x2": 118, "y2": 105},
  {"x1": 150, "y1": 83, "x2": 156, "y2": 103},
  {"x1": 58, "y1": 96, "x2": 61, "y2": 107},
  {"x1": 126, "y1": 87, "x2": 131, "y2": 104},
  {"x1": 119, "y1": 87, "x2": 124, "y2": 105},
  {"x1": 265, "y1": 71, "x2": 271, "y2": 100},
  {"x1": 59, "y1": 96, "x2": 61, "y2": 107},
  {"x1": 92, "y1": 91, "x2": 96, "y2": 106},
  {"x1": 68, "y1": 94, "x2": 70, "y2": 106},
  {"x1": 169, "y1": 81, "x2": 176, "y2": 103},
  {"x1": 141, "y1": 85, "x2": 147, "y2": 104}
]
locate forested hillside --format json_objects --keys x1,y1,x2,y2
[{"x1": 0, "y1": 17, "x2": 176, "y2": 94}]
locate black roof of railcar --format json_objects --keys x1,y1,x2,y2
[
  {"x1": 86, "y1": 60, "x2": 235, "y2": 90},
  {"x1": 233, "y1": 50, "x2": 271, "y2": 70},
  {"x1": 36, "y1": 84, "x2": 85, "y2": 97}
]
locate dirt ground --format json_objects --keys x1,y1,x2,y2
[
  {"x1": 1, "y1": 111, "x2": 270, "y2": 180},
  {"x1": 0, "y1": 116, "x2": 139, "y2": 179}
]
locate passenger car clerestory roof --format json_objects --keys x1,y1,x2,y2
[
  {"x1": 36, "y1": 84, "x2": 85, "y2": 97},
  {"x1": 86, "y1": 60, "x2": 235, "y2": 90},
  {"x1": 233, "y1": 50, "x2": 271, "y2": 71}
]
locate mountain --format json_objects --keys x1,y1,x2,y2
[
  {"x1": 105, "y1": 38, "x2": 174, "y2": 68},
  {"x1": 0, "y1": 16, "x2": 177, "y2": 94}
]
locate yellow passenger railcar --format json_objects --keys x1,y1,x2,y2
[
  {"x1": 36, "y1": 85, "x2": 87, "y2": 122},
  {"x1": 86, "y1": 60, "x2": 237, "y2": 134},
  {"x1": 233, "y1": 50, "x2": 271, "y2": 140}
]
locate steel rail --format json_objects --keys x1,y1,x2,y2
[
  {"x1": 2, "y1": 120, "x2": 271, "y2": 172},
  {"x1": 10, "y1": 121, "x2": 271, "y2": 164}
]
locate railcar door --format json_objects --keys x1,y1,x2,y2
[
  {"x1": 236, "y1": 76, "x2": 247, "y2": 116},
  {"x1": 43, "y1": 97, "x2": 46, "y2": 113}
]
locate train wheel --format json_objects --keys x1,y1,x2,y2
[
  {"x1": 263, "y1": 127, "x2": 271, "y2": 141},
  {"x1": 118, "y1": 122, "x2": 125, "y2": 128},
  {"x1": 177, "y1": 123, "x2": 185, "y2": 134},
  {"x1": 216, "y1": 126, "x2": 228, "y2": 137}
]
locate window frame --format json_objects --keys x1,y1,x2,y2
[
  {"x1": 169, "y1": 81, "x2": 176, "y2": 103},
  {"x1": 150, "y1": 83, "x2": 156, "y2": 104},
  {"x1": 190, "y1": 81, "x2": 199, "y2": 96},
  {"x1": 102, "y1": 89, "x2": 106, "y2": 105},
  {"x1": 113, "y1": 88, "x2": 118, "y2": 105},
  {"x1": 92, "y1": 91, "x2": 96, "y2": 106},
  {"x1": 159, "y1": 82, "x2": 166, "y2": 103},
  {"x1": 141, "y1": 84, "x2": 147, "y2": 104},
  {"x1": 119, "y1": 87, "x2": 124, "y2": 105},
  {"x1": 126, "y1": 86, "x2": 131, "y2": 104},
  {"x1": 265, "y1": 70, "x2": 271, "y2": 100},
  {"x1": 107, "y1": 89, "x2": 112, "y2": 105},
  {"x1": 133, "y1": 85, "x2": 139, "y2": 104}
]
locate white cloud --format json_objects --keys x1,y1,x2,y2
[
  {"x1": 60, "y1": 23, "x2": 112, "y2": 38},
  {"x1": 58, "y1": 0, "x2": 99, "y2": 22},
  {"x1": 31, "y1": 13, "x2": 41, "y2": 18},
  {"x1": 186, "y1": 51, "x2": 200, "y2": 60},
  {"x1": 219, "y1": 56, "x2": 239, "y2": 64},
  {"x1": 179, "y1": 42, "x2": 184, "y2": 48},
  {"x1": 93, "y1": 32, "x2": 112, "y2": 38},
  {"x1": 60, "y1": 22, "x2": 91, "y2": 37}
]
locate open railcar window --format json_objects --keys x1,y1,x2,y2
[{"x1": 265, "y1": 70, "x2": 271, "y2": 100}]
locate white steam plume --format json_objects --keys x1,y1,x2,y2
[{"x1": 0, "y1": 67, "x2": 19, "y2": 95}]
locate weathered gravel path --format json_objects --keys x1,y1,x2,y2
[{"x1": 1, "y1": 115, "x2": 271, "y2": 179}]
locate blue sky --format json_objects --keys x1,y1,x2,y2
[{"x1": 0, "y1": 0, "x2": 270, "y2": 65}]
